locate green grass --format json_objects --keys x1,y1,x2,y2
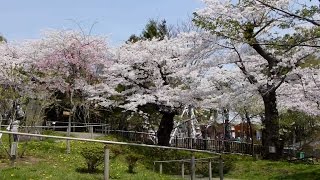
[
  {"x1": 1, "y1": 133, "x2": 320, "y2": 179},
  {"x1": 0, "y1": 134, "x2": 182, "y2": 180},
  {"x1": 222, "y1": 155, "x2": 320, "y2": 180}
]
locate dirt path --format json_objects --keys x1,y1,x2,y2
[{"x1": 56, "y1": 131, "x2": 104, "y2": 139}]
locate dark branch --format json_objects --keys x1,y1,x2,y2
[{"x1": 256, "y1": 0, "x2": 320, "y2": 26}]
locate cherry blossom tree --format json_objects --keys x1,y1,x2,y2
[
  {"x1": 193, "y1": 0, "x2": 320, "y2": 159},
  {"x1": 22, "y1": 30, "x2": 112, "y2": 153}
]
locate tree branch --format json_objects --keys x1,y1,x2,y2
[{"x1": 256, "y1": 0, "x2": 320, "y2": 26}]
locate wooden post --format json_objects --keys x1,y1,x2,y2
[
  {"x1": 153, "y1": 162, "x2": 155, "y2": 172},
  {"x1": 159, "y1": 162, "x2": 163, "y2": 174},
  {"x1": 191, "y1": 153, "x2": 195, "y2": 180},
  {"x1": 89, "y1": 126, "x2": 94, "y2": 139},
  {"x1": 181, "y1": 162, "x2": 185, "y2": 179},
  {"x1": 104, "y1": 146, "x2": 110, "y2": 180},
  {"x1": 66, "y1": 112, "x2": 71, "y2": 154},
  {"x1": 219, "y1": 155, "x2": 223, "y2": 180},
  {"x1": 209, "y1": 159, "x2": 212, "y2": 180},
  {"x1": 10, "y1": 142, "x2": 17, "y2": 166}
]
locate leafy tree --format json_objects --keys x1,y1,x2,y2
[
  {"x1": 126, "y1": 19, "x2": 170, "y2": 43},
  {"x1": 0, "y1": 35, "x2": 6, "y2": 43},
  {"x1": 279, "y1": 110, "x2": 320, "y2": 150}
]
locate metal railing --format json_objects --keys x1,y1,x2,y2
[
  {"x1": 104, "y1": 129, "x2": 262, "y2": 155},
  {"x1": 171, "y1": 137, "x2": 262, "y2": 155},
  {"x1": 154, "y1": 157, "x2": 223, "y2": 180}
]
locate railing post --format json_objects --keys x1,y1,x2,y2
[
  {"x1": 209, "y1": 159, "x2": 212, "y2": 180},
  {"x1": 181, "y1": 162, "x2": 185, "y2": 179},
  {"x1": 67, "y1": 120, "x2": 71, "y2": 154},
  {"x1": 175, "y1": 136, "x2": 178, "y2": 147},
  {"x1": 104, "y1": 145, "x2": 110, "y2": 180},
  {"x1": 153, "y1": 162, "x2": 155, "y2": 172},
  {"x1": 219, "y1": 155, "x2": 223, "y2": 180},
  {"x1": 159, "y1": 162, "x2": 163, "y2": 174},
  {"x1": 191, "y1": 153, "x2": 195, "y2": 180},
  {"x1": 89, "y1": 126, "x2": 93, "y2": 139},
  {"x1": 10, "y1": 142, "x2": 17, "y2": 167}
]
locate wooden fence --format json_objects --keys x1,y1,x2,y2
[{"x1": 0, "y1": 130, "x2": 221, "y2": 180}]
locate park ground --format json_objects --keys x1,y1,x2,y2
[{"x1": 0, "y1": 131, "x2": 320, "y2": 180}]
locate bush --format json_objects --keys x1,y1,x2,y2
[
  {"x1": 125, "y1": 153, "x2": 141, "y2": 173},
  {"x1": 80, "y1": 143, "x2": 105, "y2": 172},
  {"x1": 109, "y1": 144, "x2": 124, "y2": 157}
]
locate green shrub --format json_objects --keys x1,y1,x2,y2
[
  {"x1": 109, "y1": 145, "x2": 124, "y2": 157},
  {"x1": 80, "y1": 143, "x2": 105, "y2": 172},
  {"x1": 125, "y1": 153, "x2": 141, "y2": 173}
]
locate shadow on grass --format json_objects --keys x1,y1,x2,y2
[
  {"x1": 75, "y1": 167, "x2": 103, "y2": 174},
  {"x1": 273, "y1": 169, "x2": 320, "y2": 180}
]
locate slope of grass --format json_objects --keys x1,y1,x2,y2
[
  {"x1": 0, "y1": 134, "x2": 182, "y2": 180},
  {"x1": 1, "y1": 133, "x2": 320, "y2": 180}
]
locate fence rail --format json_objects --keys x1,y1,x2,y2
[
  {"x1": 170, "y1": 137, "x2": 262, "y2": 155},
  {"x1": 0, "y1": 130, "x2": 222, "y2": 180},
  {"x1": 154, "y1": 157, "x2": 223, "y2": 180},
  {"x1": 1, "y1": 123, "x2": 262, "y2": 155},
  {"x1": 104, "y1": 129, "x2": 262, "y2": 155}
]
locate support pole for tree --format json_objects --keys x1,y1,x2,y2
[
  {"x1": 104, "y1": 145, "x2": 110, "y2": 180},
  {"x1": 191, "y1": 153, "x2": 195, "y2": 180}
]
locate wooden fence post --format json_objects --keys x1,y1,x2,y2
[
  {"x1": 209, "y1": 159, "x2": 212, "y2": 180},
  {"x1": 181, "y1": 162, "x2": 185, "y2": 179},
  {"x1": 219, "y1": 155, "x2": 223, "y2": 180},
  {"x1": 191, "y1": 153, "x2": 195, "y2": 180},
  {"x1": 104, "y1": 145, "x2": 110, "y2": 180},
  {"x1": 159, "y1": 162, "x2": 163, "y2": 174},
  {"x1": 89, "y1": 126, "x2": 93, "y2": 139},
  {"x1": 10, "y1": 142, "x2": 17, "y2": 166}
]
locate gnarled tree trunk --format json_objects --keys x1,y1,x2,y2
[
  {"x1": 261, "y1": 90, "x2": 283, "y2": 159},
  {"x1": 157, "y1": 111, "x2": 175, "y2": 146}
]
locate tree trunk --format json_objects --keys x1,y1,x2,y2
[
  {"x1": 261, "y1": 90, "x2": 283, "y2": 160},
  {"x1": 157, "y1": 111, "x2": 175, "y2": 146},
  {"x1": 245, "y1": 110, "x2": 254, "y2": 156}
]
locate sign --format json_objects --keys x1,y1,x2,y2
[
  {"x1": 63, "y1": 111, "x2": 71, "y2": 116},
  {"x1": 269, "y1": 146, "x2": 276, "y2": 153}
]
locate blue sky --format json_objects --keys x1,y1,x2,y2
[{"x1": 0, "y1": 0, "x2": 203, "y2": 45}]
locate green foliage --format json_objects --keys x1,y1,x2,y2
[
  {"x1": 279, "y1": 110, "x2": 320, "y2": 147},
  {"x1": 0, "y1": 35, "x2": 6, "y2": 43},
  {"x1": 79, "y1": 143, "x2": 105, "y2": 172},
  {"x1": 125, "y1": 153, "x2": 141, "y2": 173},
  {"x1": 126, "y1": 19, "x2": 169, "y2": 43},
  {"x1": 109, "y1": 144, "x2": 124, "y2": 157}
]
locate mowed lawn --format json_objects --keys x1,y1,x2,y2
[{"x1": 1, "y1": 133, "x2": 320, "y2": 180}]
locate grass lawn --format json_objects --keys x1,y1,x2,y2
[
  {"x1": 224, "y1": 155, "x2": 320, "y2": 180},
  {"x1": 0, "y1": 132, "x2": 320, "y2": 180},
  {"x1": 0, "y1": 132, "x2": 181, "y2": 180}
]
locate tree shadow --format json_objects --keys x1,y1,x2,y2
[{"x1": 75, "y1": 167, "x2": 103, "y2": 174}]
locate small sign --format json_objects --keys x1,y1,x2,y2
[
  {"x1": 269, "y1": 146, "x2": 276, "y2": 153},
  {"x1": 63, "y1": 111, "x2": 71, "y2": 116}
]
